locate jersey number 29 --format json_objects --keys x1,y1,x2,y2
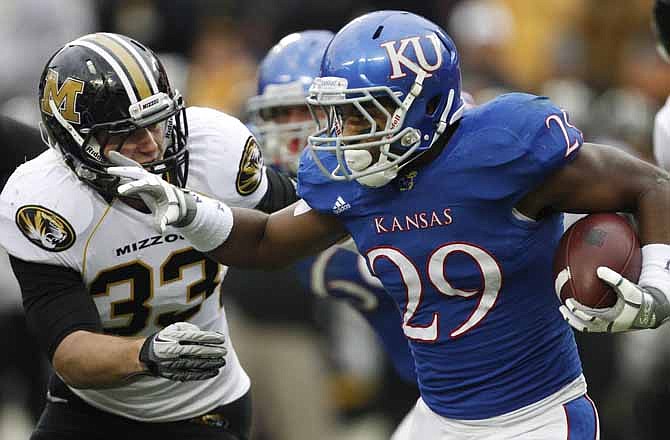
[{"x1": 368, "y1": 243, "x2": 502, "y2": 341}]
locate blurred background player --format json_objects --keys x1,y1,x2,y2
[
  {"x1": 224, "y1": 31, "x2": 339, "y2": 440},
  {"x1": 225, "y1": 30, "x2": 419, "y2": 439}
]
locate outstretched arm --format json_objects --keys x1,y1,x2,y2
[
  {"x1": 108, "y1": 153, "x2": 348, "y2": 269},
  {"x1": 208, "y1": 202, "x2": 348, "y2": 268}
]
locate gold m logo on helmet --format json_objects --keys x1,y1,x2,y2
[
  {"x1": 16, "y1": 205, "x2": 76, "y2": 252},
  {"x1": 41, "y1": 69, "x2": 85, "y2": 123}
]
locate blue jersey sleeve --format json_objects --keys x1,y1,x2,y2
[
  {"x1": 297, "y1": 147, "x2": 390, "y2": 218},
  {"x1": 296, "y1": 147, "x2": 338, "y2": 214},
  {"x1": 523, "y1": 95, "x2": 583, "y2": 184},
  {"x1": 453, "y1": 93, "x2": 584, "y2": 203}
]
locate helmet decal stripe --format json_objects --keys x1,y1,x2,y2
[
  {"x1": 84, "y1": 34, "x2": 153, "y2": 100},
  {"x1": 72, "y1": 39, "x2": 139, "y2": 103},
  {"x1": 101, "y1": 33, "x2": 159, "y2": 95}
]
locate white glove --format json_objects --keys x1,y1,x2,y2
[
  {"x1": 139, "y1": 322, "x2": 227, "y2": 381},
  {"x1": 559, "y1": 266, "x2": 670, "y2": 332},
  {"x1": 107, "y1": 151, "x2": 195, "y2": 234}
]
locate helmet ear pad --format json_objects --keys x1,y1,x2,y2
[{"x1": 425, "y1": 94, "x2": 443, "y2": 117}]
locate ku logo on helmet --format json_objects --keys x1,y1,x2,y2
[
  {"x1": 380, "y1": 34, "x2": 443, "y2": 79},
  {"x1": 40, "y1": 69, "x2": 85, "y2": 124}
]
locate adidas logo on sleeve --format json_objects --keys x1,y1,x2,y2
[{"x1": 332, "y1": 196, "x2": 351, "y2": 214}]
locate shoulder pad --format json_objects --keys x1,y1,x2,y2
[
  {"x1": 185, "y1": 107, "x2": 268, "y2": 208},
  {"x1": 453, "y1": 93, "x2": 583, "y2": 201},
  {"x1": 0, "y1": 151, "x2": 97, "y2": 268}
]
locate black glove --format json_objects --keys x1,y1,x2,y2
[{"x1": 139, "y1": 322, "x2": 227, "y2": 381}]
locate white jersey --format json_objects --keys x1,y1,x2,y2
[
  {"x1": 654, "y1": 96, "x2": 670, "y2": 170},
  {"x1": 0, "y1": 107, "x2": 267, "y2": 422}
]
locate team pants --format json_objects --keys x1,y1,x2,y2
[
  {"x1": 393, "y1": 394, "x2": 599, "y2": 440},
  {"x1": 31, "y1": 377, "x2": 252, "y2": 440}
]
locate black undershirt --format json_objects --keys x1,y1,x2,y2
[
  {"x1": 9, "y1": 256, "x2": 103, "y2": 361},
  {"x1": 254, "y1": 165, "x2": 299, "y2": 214}
]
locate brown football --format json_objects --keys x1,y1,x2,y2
[{"x1": 554, "y1": 213, "x2": 641, "y2": 308}]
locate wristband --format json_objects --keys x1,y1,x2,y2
[
  {"x1": 178, "y1": 193, "x2": 234, "y2": 252},
  {"x1": 639, "y1": 244, "x2": 670, "y2": 300}
]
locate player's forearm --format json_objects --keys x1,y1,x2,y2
[
  {"x1": 205, "y1": 206, "x2": 347, "y2": 269},
  {"x1": 206, "y1": 207, "x2": 289, "y2": 269},
  {"x1": 53, "y1": 330, "x2": 146, "y2": 389},
  {"x1": 636, "y1": 174, "x2": 670, "y2": 245}
]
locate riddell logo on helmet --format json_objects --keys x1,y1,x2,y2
[
  {"x1": 380, "y1": 34, "x2": 443, "y2": 79},
  {"x1": 390, "y1": 113, "x2": 402, "y2": 129}
]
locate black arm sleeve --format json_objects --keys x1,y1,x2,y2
[
  {"x1": 9, "y1": 255, "x2": 103, "y2": 362},
  {"x1": 253, "y1": 166, "x2": 299, "y2": 214}
]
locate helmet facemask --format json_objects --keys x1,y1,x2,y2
[
  {"x1": 304, "y1": 12, "x2": 467, "y2": 188},
  {"x1": 247, "y1": 81, "x2": 316, "y2": 175},
  {"x1": 306, "y1": 77, "x2": 430, "y2": 187}
]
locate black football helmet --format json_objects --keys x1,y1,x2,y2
[
  {"x1": 38, "y1": 32, "x2": 188, "y2": 197},
  {"x1": 654, "y1": 0, "x2": 670, "y2": 62}
]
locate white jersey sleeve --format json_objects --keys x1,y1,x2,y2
[
  {"x1": 185, "y1": 107, "x2": 268, "y2": 208},
  {"x1": 654, "y1": 97, "x2": 670, "y2": 171},
  {"x1": 0, "y1": 149, "x2": 103, "y2": 271}
]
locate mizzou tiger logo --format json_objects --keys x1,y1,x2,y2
[
  {"x1": 40, "y1": 69, "x2": 85, "y2": 123},
  {"x1": 236, "y1": 136, "x2": 264, "y2": 196},
  {"x1": 16, "y1": 205, "x2": 76, "y2": 252}
]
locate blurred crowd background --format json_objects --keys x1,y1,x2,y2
[{"x1": 2, "y1": 0, "x2": 670, "y2": 439}]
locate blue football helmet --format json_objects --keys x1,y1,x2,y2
[
  {"x1": 306, "y1": 11, "x2": 464, "y2": 187},
  {"x1": 247, "y1": 30, "x2": 334, "y2": 175}
]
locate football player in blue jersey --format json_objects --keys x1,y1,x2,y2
[
  {"x1": 245, "y1": 31, "x2": 418, "y2": 434},
  {"x1": 248, "y1": 29, "x2": 417, "y2": 386},
  {"x1": 111, "y1": 11, "x2": 670, "y2": 439}
]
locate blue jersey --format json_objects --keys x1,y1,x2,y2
[
  {"x1": 297, "y1": 93, "x2": 584, "y2": 420},
  {"x1": 296, "y1": 247, "x2": 417, "y2": 383}
]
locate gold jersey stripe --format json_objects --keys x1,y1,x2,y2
[
  {"x1": 83, "y1": 34, "x2": 153, "y2": 100},
  {"x1": 82, "y1": 203, "x2": 113, "y2": 278}
]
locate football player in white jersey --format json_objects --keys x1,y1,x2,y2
[{"x1": 0, "y1": 33, "x2": 297, "y2": 440}]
